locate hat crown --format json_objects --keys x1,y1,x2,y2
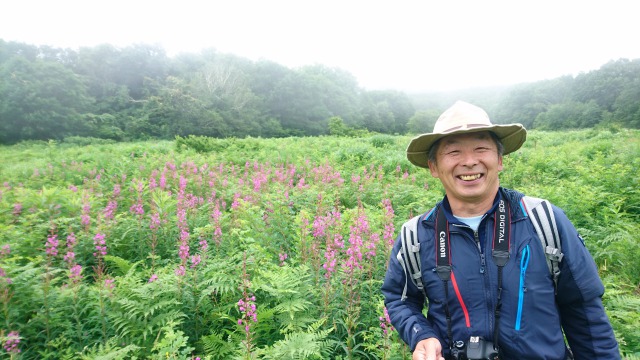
[{"x1": 433, "y1": 101, "x2": 493, "y2": 134}]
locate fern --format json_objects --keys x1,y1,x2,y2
[
  {"x1": 77, "y1": 337, "x2": 141, "y2": 360},
  {"x1": 200, "y1": 330, "x2": 238, "y2": 360},
  {"x1": 256, "y1": 264, "x2": 316, "y2": 332},
  {"x1": 104, "y1": 255, "x2": 137, "y2": 276},
  {"x1": 257, "y1": 318, "x2": 334, "y2": 360},
  {"x1": 108, "y1": 271, "x2": 185, "y2": 350}
]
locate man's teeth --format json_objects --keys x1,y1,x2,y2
[{"x1": 459, "y1": 174, "x2": 481, "y2": 181}]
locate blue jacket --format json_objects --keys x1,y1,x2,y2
[{"x1": 381, "y1": 188, "x2": 620, "y2": 359}]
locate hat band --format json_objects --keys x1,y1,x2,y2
[{"x1": 442, "y1": 123, "x2": 489, "y2": 133}]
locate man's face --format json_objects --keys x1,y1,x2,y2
[{"x1": 428, "y1": 131, "x2": 503, "y2": 207}]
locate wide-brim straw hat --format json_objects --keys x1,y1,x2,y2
[{"x1": 406, "y1": 101, "x2": 527, "y2": 168}]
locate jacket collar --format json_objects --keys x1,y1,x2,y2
[{"x1": 423, "y1": 187, "x2": 527, "y2": 225}]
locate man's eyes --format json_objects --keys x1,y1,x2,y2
[{"x1": 444, "y1": 147, "x2": 490, "y2": 155}]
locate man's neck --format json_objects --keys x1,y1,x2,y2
[{"x1": 448, "y1": 191, "x2": 499, "y2": 218}]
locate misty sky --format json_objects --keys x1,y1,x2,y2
[{"x1": 2, "y1": 0, "x2": 639, "y2": 92}]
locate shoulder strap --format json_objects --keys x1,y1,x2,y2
[
  {"x1": 397, "y1": 214, "x2": 424, "y2": 301},
  {"x1": 521, "y1": 196, "x2": 564, "y2": 291}
]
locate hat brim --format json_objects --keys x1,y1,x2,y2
[{"x1": 406, "y1": 124, "x2": 527, "y2": 168}]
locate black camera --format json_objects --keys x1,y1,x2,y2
[{"x1": 449, "y1": 336, "x2": 499, "y2": 360}]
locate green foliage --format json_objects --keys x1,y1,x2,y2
[
  {"x1": 0, "y1": 129, "x2": 638, "y2": 359},
  {"x1": 369, "y1": 135, "x2": 397, "y2": 149},
  {"x1": 149, "y1": 323, "x2": 195, "y2": 359},
  {"x1": 63, "y1": 136, "x2": 117, "y2": 146}
]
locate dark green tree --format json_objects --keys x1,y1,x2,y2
[
  {"x1": 407, "y1": 109, "x2": 440, "y2": 134},
  {"x1": 0, "y1": 56, "x2": 92, "y2": 143}
]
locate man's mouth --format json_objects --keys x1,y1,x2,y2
[{"x1": 458, "y1": 174, "x2": 482, "y2": 181}]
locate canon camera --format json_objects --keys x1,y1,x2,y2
[{"x1": 448, "y1": 336, "x2": 499, "y2": 360}]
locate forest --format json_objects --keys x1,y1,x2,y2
[{"x1": 1, "y1": 39, "x2": 639, "y2": 145}]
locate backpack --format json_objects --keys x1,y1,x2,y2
[{"x1": 396, "y1": 196, "x2": 564, "y2": 301}]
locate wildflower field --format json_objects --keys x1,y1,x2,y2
[{"x1": 0, "y1": 129, "x2": 639, "y2": 359}]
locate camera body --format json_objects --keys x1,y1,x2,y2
[{"x1": 449, "y1": 336, "x2": 499, "y2": 360}]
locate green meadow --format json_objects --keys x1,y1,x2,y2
[{"x1": 0, "y1": 129, "x2": 638, "y2": 359}]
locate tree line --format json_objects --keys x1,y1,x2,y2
[{"x1": 1, "y1": 39, "x2": 638, "y2": 144}]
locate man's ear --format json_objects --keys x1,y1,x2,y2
[
  {"x1": 498, "y1": 155, "x2": 503, "y2": 172},
  {"x1": 428, "y1": 160, "x2": 439, "y2": 178}
]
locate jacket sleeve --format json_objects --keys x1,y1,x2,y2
[
  {"x1": 553, "y1": 206, "x2": 621, "y2": 359},
  {"x1": 381, "y1": 232, "x2": 439, "y2": 352}
]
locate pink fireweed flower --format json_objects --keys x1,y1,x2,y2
[
  {"x1": 45, "y1": 235, "x2": 59, "y2": 257},
  {"x1": 63, "y1": 251, "x2": 75, "y2": 264},
  {"x1": 129, "y1": 202, "x2": 144, "y2": 216},
  {"x1": 69, "y1": 185, "x2": 78, "y2": 192},
  {"x1": 113, "y1": 184, "x2": 121, "y2": 197},
  {"x1": 66, "y1": 232, "x2": 77, "y2": 248},
  {"x1": 149, "y1": 212, "x2": 161, "y2": 230},
  {"x1": 199, "y1": 237, "x2": 208, "y2": 253},
  {"x1": 231, "y1": 193, "x2": 241, "y2": 210},
  {"x1": 179, "y1": 243, "x2": 190, "y2": 262},
  {"x1": 382, "y1": 198, "x2": 396, "y2": 246},
  {"x1": 190, "y1": 254, "x2": 201, "y2": 269},
  {"x1": 149, "y1": 176, "x2": 157, "y2": 190},
  {"x1": 148, "y1": 274, "x2": 158, "y2": 283},
  {"x1": 322, "y1": 249, "x2": 337, "y2": 279},
  {"x1": 312, "y1": 216, "x2": 328, "y2": 238},
  {"x1": 103, "y1": 200, "x2": 117, "y2": 220},
  {"x1": 179, "y1": 175, "x2": 187, "y2": 192},
  {"x1": 366, "y1": 233, "x2": 380, "y2": 259},
  {"x1": 279, "y1": 253, "x2": 288, "y2": 266},
  {"x1": 0, "y1": 267, "x2": 12, "y2": 284},
  {"x1": 93, "y1": 233, "x2": 107, "y2": 258},
  {"x1": 12, "y1": 203, "x2": 22, "y2": 217},
  {"x1": 344, "y1": 215, "x2": 369, "y2": 274},
  {"x1": 322, "y1": 234, "x2": 344, "y2": 279},
  {"x1": 379, "y1": 307, "x2": 394, "y2": 335},
  {"x1": 237, "y1": 294, "x2": 258, "y2": 326},
  {"x1": 1, "y1": 244, "x2": 10, "y2": 256},
  {"x1": 69, "y1": 264, "x2": 83, "y2": 284},
  {"x1": 82, "y1": 200, "x2": 92, "y2": 227},
  {"x1": 103, "y1": 278, "x2": 115, "y2": 296},
  {"x1": 177, "y1": 208, "x2": 187, "y2": 227},
  {"x1": 3, "y1": 331, "x2": 21, "y2": 354},
  {"x1": 175, "y1": 265, "x2": 186, "y2": 277},
  {"x1": 159, "y1": 172, "x2": 167, "y2": 189}
]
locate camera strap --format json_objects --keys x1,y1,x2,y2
[
  {"x1": 435, "y1": 198, "x2": 511, "y2": 353},
  {"x1": 492, "y1": 199, "x2": 511, "y2": 354}
]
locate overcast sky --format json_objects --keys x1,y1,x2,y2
[{"x1": 2, "y1": 0, "x2": 639, "y2": 92}]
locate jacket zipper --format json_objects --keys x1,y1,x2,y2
[
  {"x1": 474, "y1": 228, "x2": 494, "y2": 336},
  {"x1": 515, "y1": 244, "x2": 530, "y2": 330}
]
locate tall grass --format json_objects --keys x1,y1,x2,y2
[{"x1": 0, "y1": 129, "x2": 638, "y2": 359}]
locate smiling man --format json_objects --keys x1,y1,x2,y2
[{"x1": 381, "y1": 101, "x2": 620, "y2": 360}]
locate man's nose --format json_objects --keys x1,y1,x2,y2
[{"x1": 460, "y1": 151, "x2": 478, "y2": 167}]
